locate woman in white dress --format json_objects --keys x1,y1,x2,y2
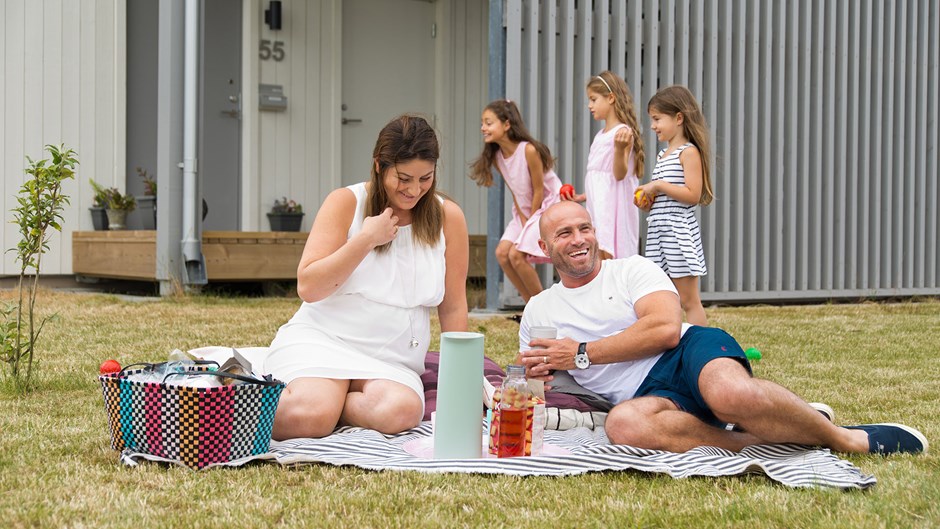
[{"x1": 266, "y1": 115, "x2": 469, "y2": 440}]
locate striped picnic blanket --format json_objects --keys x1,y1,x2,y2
[
  {"x1": 120, "y1": 420, "x2": 875, "y2": 489},
  {"x1": 265, "y1": 421, "x2": 876, "y2": 489}
]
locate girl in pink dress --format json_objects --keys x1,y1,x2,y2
[
  {"x1": 562, "y1": 71, "x2": 645, "y2": 259},
  {"x1": 469, "y1": 100, "x2": 562, "y2": 302}
]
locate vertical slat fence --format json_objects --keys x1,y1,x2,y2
[{"x1": 498, "y1": 0, "x2": 939, "y2": 301}]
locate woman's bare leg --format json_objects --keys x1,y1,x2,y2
[
  {"x1": 272, "y1": 377, "x2": 350, "y2": 440},
  {"x1": 343, "y1": 379, "x2": 424, "y2": 434}
]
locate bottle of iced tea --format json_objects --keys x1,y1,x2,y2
[{"x1": 497, "y1": 365, "x2": 529, "y2": 458}]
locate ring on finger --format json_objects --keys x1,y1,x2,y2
[{"x1": 543, "y1": 355, "x2": 548, "y2": 364}]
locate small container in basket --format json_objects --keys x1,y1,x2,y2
[{"x1": 98, "y1": 362, "x2": 285, "y2": 469}]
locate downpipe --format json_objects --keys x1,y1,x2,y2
[{"x1": 181, "y1": 0, "x2": 207, "y2": 286}]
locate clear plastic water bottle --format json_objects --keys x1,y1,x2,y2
[{"x1": 497, "y1": 365, "x2": 529, "y2": 458}]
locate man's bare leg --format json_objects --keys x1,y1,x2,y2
[
  {"x1": 605, "y1": 396, "x2": 761, "y2": 453},
  {"x1": 699, "y1": 358, "x2": 869, "y2": 452}
]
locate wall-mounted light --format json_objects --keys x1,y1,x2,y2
[{"x1": 265, "y1": 1, "x2": 282, "y2": 31}]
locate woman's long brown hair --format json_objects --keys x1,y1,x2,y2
[{"x1": 367, "y1": 115, "x2": 444, "y2": 252}]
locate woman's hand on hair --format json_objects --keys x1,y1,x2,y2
[{"x1": 361, "y1": 207, "x2": 400, "y2": 248}]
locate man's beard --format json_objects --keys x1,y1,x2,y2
[{"x1": 549, "y1": 243, "x2": 597, "y2": 279}]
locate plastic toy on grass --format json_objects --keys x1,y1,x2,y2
[
  {"x1": 744, "y1": 347, "x2": 762, "y2": 362},
  {"x1": 99, "y1": 359, "x2": 121, "y2": 374}
]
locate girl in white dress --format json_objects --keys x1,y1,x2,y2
[
  {"x1": 563, "y1": 71, "x2": 645, "y2": 260},
  {"x1": 266, "y1": 115, "x2": 469, "y2": 440},
  {"x1": 636, "y1": 85, "x2": 714, "y2": 326},
  {"x1": 469, "y1": 100, "x2": 562, "y2": 302}
]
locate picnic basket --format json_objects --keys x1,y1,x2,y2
[{"x1": 98, "y1": 362, "x2": 285, "y2": 469}]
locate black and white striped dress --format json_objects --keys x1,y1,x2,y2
[{"x1": 645, "y1": 143, "x2": 707, "y2": 277}]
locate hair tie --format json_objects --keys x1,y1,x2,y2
[
  {"x1": 596, "y1": 75, "x2": 613, "y2": 94},
  {"x1": 506, "y1": 99, "x2": 512, "y2": 104}
]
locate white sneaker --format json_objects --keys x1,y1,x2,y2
[{"x1": 809, "y1": 402, "x2": 836, "y2": 423}]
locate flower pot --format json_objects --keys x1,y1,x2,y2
[
  {"x1": 106, "y1": 209, "x2": 129, "y2": 230},
  {"x1": 267, "y1": 212, "x2": 304, "y2": 232},
  {"x1": 89, "y1": 207, "x2": 109, "y2": 231},
  {"x1": 129, "y1": 196, "x2": 156, "y2": 230}
]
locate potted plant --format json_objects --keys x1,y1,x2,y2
[
  {"x1": 134, "y1": 167, "x2": 157, "y2": 230},
  {"x1": 267, "y1": 197, "x2": 304, "y2": 231},
  {"x1": 105, "y1": 189, "x2": 137, "y2": 230},
  {"x1": 89, "y1": 179, "x2": 114, "y2": 230}
]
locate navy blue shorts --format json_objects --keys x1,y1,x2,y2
[{"x1": 634, "y1": 326, "x2": 752, "y2": 427}]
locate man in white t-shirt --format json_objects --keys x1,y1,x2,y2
[{"x1": 518, "y1": 201, "x2": 927, "y2": 455}]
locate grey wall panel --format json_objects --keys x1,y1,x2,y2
[
  {"x1": 758, "y1": 0, "x2": 772, "y2": 293},
  {"x1": 558, "y1": 1, "x2": 576, "y2": 185},
  {"x1": 928, "y1": 0, "x2": 939, "y2": 288},
  {"x1": 501, "y1": 0, "x2": 939, "y2": 301}
]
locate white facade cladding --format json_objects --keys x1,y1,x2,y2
[
  {"x1": 0, "y1": 0, "x2": 490, "y2": 278},
  {"x1": 499, "y1": 0, "x2": 939, "y2": 301},
  {"x1": 242, "y1": 0, "x2": 490, "y2": 234},
  {"x1": 0, "y1": 0, "x2": 126, "y2": 274}
]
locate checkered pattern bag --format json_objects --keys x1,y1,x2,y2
[{"x1": 99, "y1": 363, "x2": 285, "y2": 469}]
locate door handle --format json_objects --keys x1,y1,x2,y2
[
  {"x1": 221, "y1": 109, "x2": 240, "y2": 118},
  {"x1": 342, "y1": 117, "x2": 363, "y2": 125}
]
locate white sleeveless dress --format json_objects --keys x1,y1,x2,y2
[
  {"x1": 584, "y1": 124, "x2": 640, "y2": 259},
  {"x1": 264, "y1": 183, "x2": 446, "y2": 406}
]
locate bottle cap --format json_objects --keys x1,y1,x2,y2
[{"x1": 506, "y1": 364, "x2": 525, "y2": 376}]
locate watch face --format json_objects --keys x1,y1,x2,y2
[{"x1": 575, "y1": 354, "x2": 590, "y2": 370}]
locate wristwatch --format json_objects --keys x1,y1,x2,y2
[{"x1": 575, "y1": 342, "x2": 591, "y2": 370}]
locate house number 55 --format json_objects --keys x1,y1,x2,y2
[{"x1": 259, "y1": 40, "x2": 286, "y2": 62}]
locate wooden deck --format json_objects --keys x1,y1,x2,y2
[{"x1": 72, "y1": 231, "x2": 488, "y2": 282}]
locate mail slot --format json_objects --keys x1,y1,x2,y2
[{"x1": 259, "y1": 84, "x2": 287, "y2": 111}]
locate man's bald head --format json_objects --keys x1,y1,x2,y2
[
  {"x1": 537, "y1": 201, "x2": 601, "y2": 286},
  {"x1": 538, "y1": 201, "x2": 593, "y2": 242}
]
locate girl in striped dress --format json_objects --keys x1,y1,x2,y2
[
  {"x1": 562, "y1": 71, "x2": 645, "y2": 259},
  {"x1": 469, "y1": 100, "x2": 562, "y2": 302},
  {"x1": 636, "y1": 85, "x2": 714, "y2": 326}
]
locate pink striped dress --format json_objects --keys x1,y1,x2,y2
[
  {"x1": 495, "y1": 141, "x2": 562, "y2": 262},
  {"x1": 584, "y1": 124, "x2": 640, "y2": 258}
]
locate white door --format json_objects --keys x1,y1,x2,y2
[{"x1": 341, "y1": 0, "x2": 436, "y2": 186}]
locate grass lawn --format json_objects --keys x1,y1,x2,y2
[{"x1": 1, "y1": 291, "x2": 938, "y2": 528}]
